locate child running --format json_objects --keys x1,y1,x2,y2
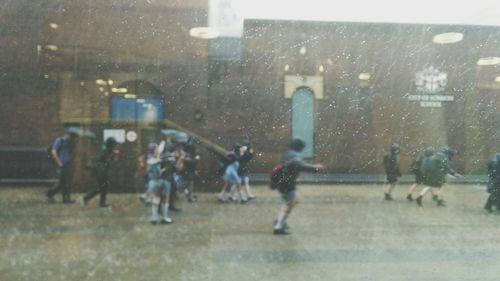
[{"x1": 272, "y1": 138, "x2": 325, "y2": 235}]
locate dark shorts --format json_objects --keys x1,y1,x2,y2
[
  {"x1": 415, "y1": 173, "x2": 423, "y2": 184},
  {"x1": 280, "y1": 190, "x2": 297, "y2": 203},
  {"x1": 387, "y1": 175, "x2": 398, "y2": 184}
]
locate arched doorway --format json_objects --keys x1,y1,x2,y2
[{"x1": 292, "y1": 87, "x2": 315, "y2": 158}]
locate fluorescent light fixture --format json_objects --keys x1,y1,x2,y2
[
  {"x1": 45, "y1": 45, "x2": 58, "y2": 51},
  {"x1": 111, "y1": 87, "x2": 128, "y2": 93},
  {"x1": 189, "y1": 27, "x2": 219, "y2": 39},
  {"x1": 358, "y1": 72, "x2": 371, "y2": 80},
  {"x1": 495, "y1": 76, "x2": 500, "y2": 82},
  {"x1": 96, "y1": 79, "x2": 107, "y2": 85},
  {"x1": 432, "y1": 32, "x2": 464, "y2": 44},
  {"x1": 477, "y1": 57, "x2": 500, "y2": 66},
  {"x1": 49, "y1": 23, "x2": 59, "y2": 29},
  {"x1": 124, "y1": 94, "x2": 137, "y2": 99}
]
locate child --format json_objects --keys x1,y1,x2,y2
[
  {"x1": 217, "y1": 144, "x2": 247, "y2": 204},
  {"x1": 146, "y1": 141, "x2": 172, "y2": 224},
  {"x1": 174, "y1": 142, "x2": 199, "y2": 203},
  {"x1": 272, "y1": 138, "x2": 325, "y2": 235},
  {"x1": 383, "y1": 143, "x2": 402, "y2": 200}
]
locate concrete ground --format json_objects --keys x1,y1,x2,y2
[{"x1": 0, "y1": 183, "x2": 499, "y2": 281}]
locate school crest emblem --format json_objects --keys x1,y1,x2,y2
[{"x1": 415, "y1": 66, "x2": 447, "y2": 94}]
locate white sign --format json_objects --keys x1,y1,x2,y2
[
  {"x1": 126, "y1": 131, "x2": 138, "y2": 142},
  {"x1": 209, "y1": 0, "x2": 243, "y2": 37},
  {"x1": 103, "y1": 129, "x2": 125, "y2": 143}
]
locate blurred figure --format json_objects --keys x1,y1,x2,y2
[
  {"x1": 383, "y1": 143, "x2": 402, "y2": 200},
  {"x1": 147, "y1": 141, "x2": 172, "y2": 225},
  {"x1": 416, "y1": 147, "x2": 462, "y2": 207},
  {"x1": 217, "y1": 144, "x2": 247, "y2": 204},
  {"x1": 139, "y1": 143, "x2": 158, "y2": 205},
  {"x1": 407, "y1": 147, "x2": 437, "y2": 201},
  {"x1": 484, "y1": 152, "x2": 500, "y2": 212},
  {"x1": 81, "y1": 137, "x2": 119, "y2": 208},
  {"x1": 272, "y1": 138, "x2": 325, "y2": 235},
  {"x1": 238, "y1": 139, "x2": 256, "y2": 200},
  {"x1": 46, "y1": 130, "x2": 79, "y2": 204},
  {"x1": 174, "y1": 142, "x2": 199, "y2": 203}
]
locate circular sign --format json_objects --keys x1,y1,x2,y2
[{"x1": 126, "y1": 130, "x2": 138, "y2": 142}]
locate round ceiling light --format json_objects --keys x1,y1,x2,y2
[
  {"x1": 432, "y1": 32, "x2": 464, "y2": 44},
  {"x1": 189, "y1": 27, "x2": 219, "y2": 39},
  {"x1": 477, "y1": 57, "x2": 500, "y2": 66},
  {"x1": 358, "y1": 73, "x2": 371, "y2": 81}
]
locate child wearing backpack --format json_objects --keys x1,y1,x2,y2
[
  {"x1": 406, "y1": 147, "x2": 437, "y2": 202},
  {"x1": 174, "y1": 142, "x2": 199, "y2": 203},
  {"x1": 415, "y1": 147, "x2": 461, "y2": 207},
  {"x1": 271, "y1": 138, "x2": 325, "y2": 235}
]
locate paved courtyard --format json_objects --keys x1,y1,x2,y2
[{"x1": 0, "y1": 183, "x2": 499, "y2": 281}]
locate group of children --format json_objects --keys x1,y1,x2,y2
[
  {"x1": 216, "y1": 140, "x2": 256, "y2": 204},
  {"x1": 383, "y1": 143, "x2": 462, "y2": 207},
  {"x1": 141, "y1": 138, "x2": 200, "y2": 225}
]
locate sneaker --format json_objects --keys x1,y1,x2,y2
[
  {"x1": 150, "y1": 220, "x2": 157, "y2": 225},
  {"x1": 406, "y1": 194, "x2": 413, "y2": 201},
  {"x1": 273, "y1": 228, "x2": 291, "y2": 235},
  {"x1": 161, "y1": 218, "x2": 173, "y2": 224},
  {"x1": 273, "y1": 219, "x2": 290, "y2": 230},
  {"x1": 228, "y1": 196, "x2": 237, "y2": 202},
  {"x1": 240, "y1": 198, "x2": 248, "y2": 204},
  {"x1": 436, "y1": 199, "x2": 446, "y2": 207},
  {"x1": 432, "y1": 194, "x2": 439, "y2": 201},
  {"x1": 384, "y1": 193, "x2": 393, "y2": 201},
  {"x1": 416, "y1": 196, "x2": 423, "y2": 207},
  {"x1": 217, "y1": 195, "x2": 227, "y2": 203}
]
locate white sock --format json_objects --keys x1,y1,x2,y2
[
  {"x1": 229, "y1": 185, "x2": 236, "y2": 197},
  {"x1": 274, "y1": 212, "x2": 288, "y2": 229},
  {"x1": 244, "y1": 183, "x2": 253, "y2": 197},
  {"x1": 162, "y1": 203, "x2": 170, "y2": 219},
  {"x1": 151, "y1": 204, "x2": 159, "y2": 221}
]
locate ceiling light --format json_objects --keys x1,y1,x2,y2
[
  {"x1": 358, "y1": 73, "x2": 371, "y2": 80},
  {"x1": 284, "y1": 64, "x2": 290, "y2": 72},
  {"x1": 45, "y1": 45, "x2": 58, "y2": 51},
  {"x1": 124, "y1": 94, "x2": 137, "y2": 99},
  {"x1": 299, "y1": 46, "x2": 307, "y2": 55},
  {"x1": 495, "y1": 76, "x2": 500, "y2": 82},
  {"x1": 318, "y1": 65, "x2": 325, "y2": 72},
  {"x1": 112, "y1": 87, "x2": 128, "y2": 93},
  {"x1": 432, "y1": 32, "x2": 464, "y2": 44},
  {"x1": 477, "y1": 57, "x2": 500, "y2": 66},
  {"x1": 189, "y1": 27, "x2": 219, "y2": 39},
  {"x1": 107, "y1": 79, "x2": 114, "y2": 85},
  {"x1": 95, "y1": 79, "x2": 107, "y2": 85},
  {"x1": 49, "y1": 23, "x2": 59, "y2": 29}
]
